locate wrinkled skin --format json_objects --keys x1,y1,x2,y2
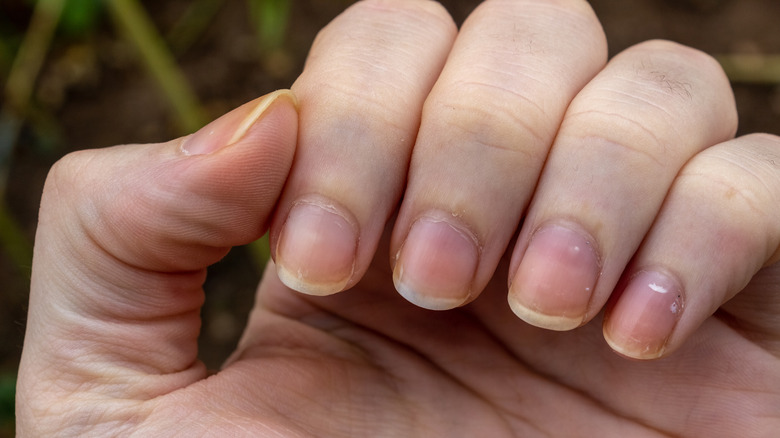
[{"x1": 16, "y1": 0, "x2": 780, "y2": 436}]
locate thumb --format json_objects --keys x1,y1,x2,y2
[{"x1": 18, "y1": 90, "x2": 297, "y2": 411}]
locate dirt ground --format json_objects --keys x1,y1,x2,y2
[{"x1": 2, "y1": 0, "x2": 779, "y2": 424}]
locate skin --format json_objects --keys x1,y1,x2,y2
[{"x1": 16, "y1": 0, "x2": 780, "y2": 436}]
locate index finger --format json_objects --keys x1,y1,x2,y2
[{"x1": 269, "y1": 0, "x2": 457, "y2": 295}]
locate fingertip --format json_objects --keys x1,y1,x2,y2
[
  {"x1": 507, "y1": 223, "x2": 600, "y2": 331},
  {"x1": 391, "y1": 213, "x2": 479, "y2": 311},
  {"x1": 393, "y1": 275, "x2": 471, "y2": 311},
  {"x1": 181, "y1": 89, "x2": 298, "y2": 156},
  {"x1": 602, "y1": 270, "x2": 684, "y2": 360},
  {"x1": 274, "y1": 198, "x2": 359, "y2": 296},
  {"x1": 276, "y1": 263, "x2": 350, "y2": 297},
  {"x1": 507, "y1": 294, "x2": 584, "y2": 331}
]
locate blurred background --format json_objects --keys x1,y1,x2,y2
[{"x1": 1, "y1": 0, "x2": 779, "y2": 434}]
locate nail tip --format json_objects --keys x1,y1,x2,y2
[
  {"x1": 276, "y1": 263, "x2": 346, "y2": 297},
  {"x1": 394, "y1": 278, "x2": 466, "y2": 311},
  {"x1": 180, "y1": 89, "x2": 297, "y2": 155},
  {"x1": 227, "y1": 89, "x2": 297, "y2": 145},
  {"x1": 508, "y1": 297, "x2": 583, "y2": 331},
  {"x1": 602, "y1": 332, "x2": 665, "y2": 361}
]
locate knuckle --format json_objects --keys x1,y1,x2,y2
[
  {"x1": 425, "y1": 80, "x2": 551, "y2": 159},
  {"x1": 571, "y1": 40, "x2": 738, "y2": 152},
  {"x1": 624, "y1": 40, "x2": 733, "y2": 102},
  {"x1": 673, "y1": 163, "x2": 777, "y2": 266},
  {"x1": 680, "y1": 140, "x2": 780, "y2": 226},
  {"x1": 635, "y1": 40, "x2": 707, "y2": 61},
  {"x1": 331, "y1": 0, "x2": 456, "y2": 49},
  {"x1": 633, "y1": 40, "x2": 720, "y2": 72},
  {"x1": 562, "y1": 107, "x2": 673, "y2": 167},
  {"x1": 742, "y1": 132, "x2": 780, "y2": 154},
  {"x1": 355, "y1": 0, "x2": 453, "y2": 23},
  {"x1": 482, "y1": 0, "x2": 602, "y2": 26},
  {"x1": 300, "y1": 1, "x2": 457, "y2": 136},
  {"x1": 44, "y1": 150, "x2": 98, "y2": 204}
]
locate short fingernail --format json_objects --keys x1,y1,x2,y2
[
  {"x1": 393, "y1": 213, "x2": 479, "y2": 310},
  {"x1": 181, "y1": 89, "x2": 296, "y2": 155},
  {"x1": 603, "y1": 270, "x2": 683, "y2": 360},
  {"x1": 508, "y1": 224, "x2": 600, "y2": 331},
  {"x1": 275, "y1": 199, "x2": 358, "y2": 296}
]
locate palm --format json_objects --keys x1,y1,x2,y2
[{"x1": 151, "y1": 244, "x2": 780, "y2": 437}]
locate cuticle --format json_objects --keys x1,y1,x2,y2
[{"x1": 412, "y1": 210, "x2": 484, "y2": 256}]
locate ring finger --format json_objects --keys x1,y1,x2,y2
[{"x1": 508, "y1": 40, "x2": 738, "y2": 330}]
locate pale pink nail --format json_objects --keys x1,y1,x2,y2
[
  {"x1": 508, "y1": 224, "x2": 600, "y2": 331},
  {"x1": 275, "y1": 200, "x2": 358, "y2": 296},
  {"x1": 604, "y1": 270, "x2": 684, "y2": 359},
  {"x1": 393, "y1": 215, "x2": 479, "y2": 310}
]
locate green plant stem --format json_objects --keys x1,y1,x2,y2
[
  {"x1": 0, "y1": 0, "x2": 62, "y2": 272},
  {"x1": 717, "y1": 54, "x2": 780, "y2": 84},
  {"x1": 2, "y1": 0, "x2": 65, "y2": 194},
  {"x1": 106, "y1": 0, "x2": 207, "y2": 134},
  {"x1": 4, "y1": 0, "x2": 66, "y2": 114}
]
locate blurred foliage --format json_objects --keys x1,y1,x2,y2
[
  {"x1": 1, "y1": 0, "x2": 294, "y2": 273},
  {"x1": 717, "y1": 54, "x2": 780, "y2": 84},
  {"x1": 167, "y1": 0, "x2": 225, "y2": 54},
  {"x1": 0, "y1": 374, "x2": 13, "y2": 436},
  {"x1": 106, "y1": 0, "x2": 207, "y2": 133},
  {"x1": 0, "y1": 38, "x2": 12, "y2": 77},
  {"x1": 248, "y1": 0, "x2": 291, "y2": 53},
  {"x1": 59, "y1": 0, "x2": 102, "y2": 37},
  {"x1": 1, "y1": 0, "x2": 65, "y2": 276},
  {"x1": 0, "y1": 195, "x2": 32, "y2": 275}
]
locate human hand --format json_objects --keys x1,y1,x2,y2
[{"x1": 17, "y1": 0, "x2": 780, "y2": 436}]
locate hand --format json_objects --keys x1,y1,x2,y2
[{"x1": 17, "y1": 0, "x2": 780, "y2": 436}]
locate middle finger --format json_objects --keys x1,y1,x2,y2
[{"x1": 391, "y1": 0, "x2": 608, "y2": 310}]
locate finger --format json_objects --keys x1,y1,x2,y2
[
  {"x1": 389, "y1": 0, "x2": 608, "y2": 310},
  {"x1": 269, "y1": 0, "x2": 457, "y2": 295},
  {"x1": 507, "y1": 40, "x2": 738, "y2": 330},
  {"x1": 722, "y1": 262, "x2": 780, "y2": 358},
  {"x1": 603, "y1": 133, "x2": 780, "y2": 359},
  {"x1": 17, "y1": 90, "x2": 297, "y2": 416}
]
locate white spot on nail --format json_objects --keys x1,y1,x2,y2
[{"x1": 648, "y1": 282, "x2": 668, "y2": 294}]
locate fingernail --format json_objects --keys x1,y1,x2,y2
[
  {"x1": 275, "y1": 199, "x2": 358, "y2": 296},
  {"x1": 181, "y1": 89, "x2": 296, "y2": 155},
  {"x1": 508, "y1": 224, "x2": 600, "y2": 331},
  {"x1": 603, "y1": 270, "x2": 683, "y2": 360},
  {"x1": 393, "y1": 213, "x2": 479, "y2": 310}
]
